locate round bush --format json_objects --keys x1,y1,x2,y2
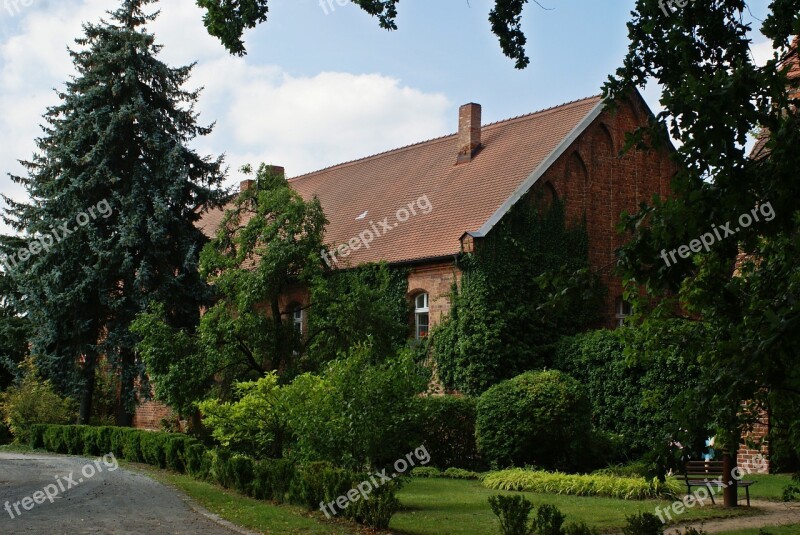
[{"x1": 476, "y1": 370, "x2": 592, "y2": 471}]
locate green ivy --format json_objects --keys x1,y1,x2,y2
[{"x1": 432, "y1": 197, "x2": 605, "y2": 395}]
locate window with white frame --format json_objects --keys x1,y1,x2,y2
[
  {"x1": 290, "y1": 304, "x2": 304, "y2": 335},
  {"x1": 414, "y1": 293, "x2": 429, "y2": 339},
  {"x1": 615, "y1": 298, "x2": 633, "y2": 327}
]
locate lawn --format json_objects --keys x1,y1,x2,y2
[
  {"x1": 740, "y1": 473, "x2": 795, "y2": 501},
  {"x1": 390, "y1": 478, "x2": 755, "y2": 534}
]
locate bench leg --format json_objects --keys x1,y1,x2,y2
[
  {"x1": 745, "y1": 486, "x2": 750, "y2": 506},
  {"x1": 707, "y1": 484, "x2": 716, "y2": 505}
]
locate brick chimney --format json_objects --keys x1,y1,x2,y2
[
  {"x1": 457, "y1": 103, "x2": 482, "y2": 164},
  {"x1": 240, "y1": 179, "x2": 255, "y2": 192},
  {"x1": 239, "y1": 165, "x2": 285, "y2": 193}
]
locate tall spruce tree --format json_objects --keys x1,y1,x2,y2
[{"x1": 2, "y1": 0, "x2": 225, "y2": 425}]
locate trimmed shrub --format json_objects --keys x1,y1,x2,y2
[
  {"x1": 443, "y1": 468, "x2": 481, "y2": 480},
  {"x1": 185, "y1": 443, "x2": 209, "y2": 479},
  {"x1": 488, "y1": 494, "x2": 534, "y2": 535},
  {"x1": 476, "y1": 370, "x2": 592, "y2": 471},
  {"x1": 414, "y1": 395, "x2": 483, "y2": 470},
  {"x1": 482, "y1": 469, "x2": 681, "y2": 500},
  {"x1": 621, "y1": 512, "x2": 662, "y2": 535},
  {"x1": 252, "y1": 458, "x2": 295, "y2": 503},
  {"x1": 411, "y1": 466, "x2": 442, "y2": 478},
  {"x1": 532, "y1": 504, "x2": 565, "y2": 535},
  {"x1": 229, "y1": 454, "x2": 255, "y2": 495},
  {"x1": 289, "y1": 461, "x2": 335, "y2": 509}
]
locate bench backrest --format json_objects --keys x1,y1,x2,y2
[{"x1": 684, "y1": 460, "x2": 724, "y2": 481}]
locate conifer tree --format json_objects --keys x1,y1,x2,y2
[{"x1": 2, "y1": 0, "x2": 225, "y2": 424}]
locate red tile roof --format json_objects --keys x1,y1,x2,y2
[{"x1": 198, "y1": 96, "x2": 604, "y2": 266}]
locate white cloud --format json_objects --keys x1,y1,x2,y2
[{"x1": 0, "y1": 0, "x2": 451, "y2": 234}]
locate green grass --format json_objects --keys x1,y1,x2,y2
[
  {"x1": 741, "y1": 473, "x2": 796, "y2": 501},
  {"x1": 142, "y1": 466, "x2": 360, "y2": 535},
  {"x1": 391, "y1": 478, "x2": 756, "y2": 534},
  {"x1": 716, "y1": 525, "x2": 800, "y2": 535}
]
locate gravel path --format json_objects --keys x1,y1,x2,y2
[
  {"x1": 675, "y1": 500, "x2": 800, "y2": 533},
  {"x1": 0, "y1": 452, "x2": 245, "y2": 534}
]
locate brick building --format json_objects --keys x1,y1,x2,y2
[{"x1": 135, "y1": 90, "x2": 676, "y2": 425}]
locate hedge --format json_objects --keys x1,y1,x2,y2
[
  {"x1": 482, "y1": 468, "x2": 681, "y2": 500},
  {"x1": 414, "y1": 395, "x2": 483, "y2": 470},
  {"x1": 29, "y1": 424, "x2": 399, "y2": 529}
]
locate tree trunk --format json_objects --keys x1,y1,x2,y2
[
  {"x1": 77, "y1": 351, "x2": 97, "y2": 424},
  {"x1": 114, "y1": 348, "x2": 136, "y2": 427}
]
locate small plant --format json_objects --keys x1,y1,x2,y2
[
  {"x1": 488, "y1": 494, "x2": 534, "y2": 535},
  {"x1": 622, "y1": 512, "x2": 663, "y2": 535},
  {"x1": 782, "y1": 472, "x2": 800, "y2": 501},
  {"x1": 673, "y1": 528, "x2": 709, "y2": 535},
  {"x1": 532, "y1": 503, "x2": 566, "y2": 535},
  {"x1": 564, "y1": 522, "x2": 599, "y2": 535}
]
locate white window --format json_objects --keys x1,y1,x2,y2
[
  {"x1": 615, "y1": 298, "x2": 633, "y2": 327},
  {"x1": 414, "y1": 293, "x2": 429, "y2": 339},
  {"x1": 290, "y1": 305, "x2": 303, "y2": 335}
]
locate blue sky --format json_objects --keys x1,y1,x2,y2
[{"x1": 0, "y1": 0, "x2": 776, "y2": 230}]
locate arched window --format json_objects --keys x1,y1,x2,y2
[
  {"x1": 615, "y1": 297, "x2": 633, "y2": 327},
  {"x1": 414, "y1": 293, "x2": 429, "y2": 339}
]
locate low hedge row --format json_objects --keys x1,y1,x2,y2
[
  {"x1": 482, "y1": 468, "x2": 682, "y2": 500},
  {"x1": 29, "y1": 424, "x2": 400, "y2": 529},
  {"x1": 410, "y1": 466, "x2": 483, "y2": 480}
]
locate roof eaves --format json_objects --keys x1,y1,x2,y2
[{"x1": 470, "y1": 98, "x2": 607, "y2": 238}]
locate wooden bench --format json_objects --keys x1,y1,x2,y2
[{"x1": 683, "y1": 460, "x2": 755, "y2": 506}]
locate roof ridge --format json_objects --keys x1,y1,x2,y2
[{"x1": 287, "y1": 94, "x2": 602, "y2": 182}]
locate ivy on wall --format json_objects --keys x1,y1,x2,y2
[{"x1": 431, "y1": 194, "x2": 606, "y2": 395}]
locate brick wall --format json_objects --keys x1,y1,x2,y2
[
  {"x1": 532, "y1": 94, "x2": 675, "y2": 328},
  {"x1": 132, "y1": 399, "x2": 175, "y2": 431},
  {"x1": 738, "y1": 408, "x2": 770, "y2": 472}
]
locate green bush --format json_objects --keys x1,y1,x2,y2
[
  {"x1": 476, "y1": 370, "x2": 593, "y2": 471},
  {"x1": 482, "y1": 468, "x2": 681, "y2": 500},
  {"x1": 251, "y1": 458, "x2": 295, "y2": 503},
  {"x1": 229, "y1": 454, "x2": 255, "y2": 494},
  {"x1": 444, "y1": 467, "x2": 481, "y2": 480},
  {"x1": 592, "y1": 460, "x2": 650, "y2": 478},
  {"x1": 414, "y1": 395, "x2": 483, "y2": 470},
  {"x1": 554, "y1": 323, "x2": 705, "y2": 457},
  {"x1": 488, "y1": 494, "x2": 534, "y2": 535},
  {"x1": 532, "y1": 504, "x2": 565, "y2": 535},
  {"x1": 621, "y1": 512, "x2": 663, "y2": 535},
  {"x1": 348, "y1": 476, "x2": 402, "y2": 530},
  {"x1": 289, "y1": 461, "x2": 332, "y2": 509},
  {"x1": 0, "y1": 364, "x2": 76, "y2": 445},
  {"x1": 411, "y1": 466, "x2": 443, "y2": 478},
  {"x1": 185, "y1": 443, "x2": 210, "y2": 479}
]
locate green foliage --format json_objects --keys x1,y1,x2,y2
[
  {"x1": 411, "y1": 466, "x2": 443, "y2": 478},
  {"x1": 554, "y1": 322, "x2": 708, "y2": 462},
  {"x1": 283, "y1": 343, "x2": 429, "y2": 468},
  {"x1": 305, "y1": 262, "x2": 409, "y2": 368},
  {"x1": 488, "y1": 494, "x2": 534, "y2": 535},
  {"x1": 0, "y1": 359, "x2": 76, "y2": 444},
  {"x1": 4, "y1": 0, "x2": 225, "y2": 424},
  {"x1": 433, "y1": 199, "x2": 604, "y2": 395},
  {"x1": 347, "y1": 476, "x2": 402, "y2": 530},
  {"x1": 591, "y1": 460, "x2": 650, "y2": 479},
  {"x1": 444, "y1": 468, "x2": 482, "y2": 480},
  {"x1": 476, "y1": 370, "x2": 593, "y2": 471},
  {"x1": 532, "y1": 503, "x2": 566, "y2": 535},
  {"x1": 605, "y1": 2, "x2": 800, "y2": 467},
  {"x1": 482, "y1": 469, "x2": 681, "y2": 500},
  {"x1": 0, "y1": 271, "x2": 30, "y2": 392},
  {"x1": 197, "y1": 373, "x2": 289, "y2": 458},
  {"x1": 197, "y1": 0, "x2": 535, "y2": 68},
  {"x1": 414, "y1": 395, "x2": 483, "y2": 470},
  {"x1": 621, "y1": 512, "x2": 662, "y2": 535},
  {"x1": 252, "y1": 458, "x2": 296, "y2": 503},
  {"x1": 563, "y1": 522, "x2": 599, "y2": 535}
]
